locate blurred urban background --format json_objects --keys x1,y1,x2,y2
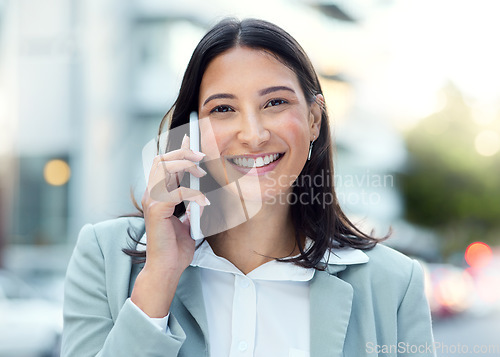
[{"x1": 0, "y1": 0, "x2": 499, "y2": 356}]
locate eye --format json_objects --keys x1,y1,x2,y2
[
  {"x1": 210, "y1": 105, "x2": 234, "y2": 113},
  {"x1": 265, "y1": 98, "x2": 288, "y2": 108}
]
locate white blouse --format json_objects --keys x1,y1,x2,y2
[
  {"x1": 192, "y1": 240, "x2": 312, "y2": 357},
  {"x1": 131, "y1": 237, "x2": 369, "y2": 357}
]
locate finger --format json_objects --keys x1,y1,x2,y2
[
  {"x1": 168, "y1": 187, "x2": 210, "y2": 207},
  {"x1": 141, "y1": 189, "x2": 177, "y2": 219},
  {"x1": 149, "y1": 185, "x2": 210, "y2": 206},
  {"x1": 156, "y1": 148, "x2": 205, "y2": 163},
  {"x1": 181, "y1": 134, "x2": 189, "y2": 150},
  {"x1": 148, "y1": 162, "x2": 179, "y2": 194},
  {"x1": 178, "y1": 134, "x2": 205, "y2": 159},
  {"x1": 180, "y1": 201, "x2": 206, "y2": 224},
  {"x1": 148, "y1": 160, "x2": 207, "y2": 193},
  {"x1": 155, "y1": 160, "x2": 207, "y2": 178},
  {"x1": 148, "y1": 151, "x2": 205, "y2": 187},
  {"x1": 149, "y1": 148, "x2": 204, "y2": 176}
]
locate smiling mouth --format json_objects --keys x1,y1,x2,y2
[{"x1": 229, "y1": 153, "x2": 284, "y2": 168}]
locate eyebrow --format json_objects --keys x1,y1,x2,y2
[
  {"x1": 202, "y1": 93, "x2": 235, "y2": 107},
  {"x1": 258, "y1": 86, "x2": 296, "y2": 96},
  {"x1": 202, "y1": 86, "x2": 296, "y2": 107}
]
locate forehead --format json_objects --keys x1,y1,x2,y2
[{"x1": 199, "y1": 47, "x2": 302, "y2": 95}]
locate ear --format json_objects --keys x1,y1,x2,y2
[{"x1": 308, "y1": 94, "x2": 324, "y2": 141}]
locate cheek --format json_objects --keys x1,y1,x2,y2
[
  {"x1": 199, "y1": 119, "x2": 226, "y2": 159},
  {"x1": 200, "y1": 120, "x2": 230, "y2": 185},
  {"x1": 275, "y1": 112, "x2": 310, "y2": 151}
]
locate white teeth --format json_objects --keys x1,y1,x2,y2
[
  {"x1": 255, "y1": 157, "x2": 264, "y2": 167},
  {"x1": 232, "y1": 154, "x2": 281, "y2": 168}
]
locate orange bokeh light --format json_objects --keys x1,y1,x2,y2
[{"x1": 465, "y1": 242, "x2": 492, "y2": 268}]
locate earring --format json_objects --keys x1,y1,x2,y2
[{"x1": 308, "y1": 136, "x2": 315, "y2": 161}]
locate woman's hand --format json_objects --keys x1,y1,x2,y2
[{"x1": 131, "y1": 134, "x2": 209, "y2": 318}]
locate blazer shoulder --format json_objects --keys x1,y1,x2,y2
[
  {"x1": 365, "y1": 243, "x2": 415, "y2": 268},
  {"x1": 76, "y1": 216, "x2": 145, "y2": 258},
  {"x1": 360, "y1": 243, "x2": 421, "y2": 288},
  {"x1": 65, "y1": 216, "x2": 147, "y2": 340},
  {"x1": 336, "y1": 244, "x2": 426, "y2": 309}
]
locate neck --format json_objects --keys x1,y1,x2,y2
[{"x1": 207, "y1": 198, "x2": 300, "y2": 275}]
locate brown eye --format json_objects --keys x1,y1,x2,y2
[
  {"x1": 211, "y1": 105, "x2": 234, "y2": 113},
  {"x1": 265, "y1": 99, "x2": 288, "y2": 108}
]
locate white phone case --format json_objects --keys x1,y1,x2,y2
[{"x1": 189, "y1": 111, "x2": 202, "y2": 240}]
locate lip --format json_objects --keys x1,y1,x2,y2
[{"x1": 226, "y1": 152, "x2": 284, "y2": 176}]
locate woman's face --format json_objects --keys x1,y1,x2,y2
[{"x1": 198, "y1": 46, "x2": 321, "y2": 203}]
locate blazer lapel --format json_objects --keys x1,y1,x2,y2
[{"x1": 310, "y1": 266, "x2": 353, "y2": 357}]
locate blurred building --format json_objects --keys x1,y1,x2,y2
[{"x1": 0, "y1": 0, "x2": 407, "y2": 273}]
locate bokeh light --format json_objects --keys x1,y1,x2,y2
[
  {"x1": 465, "y1": 242, "x2": 493, "y2": 269},
  {"x1": 474, "y1": 130, "x2": 500, "y2": 157},
  {"x1": 43, "y1": 159, "x2": 71, "y2": 186}
]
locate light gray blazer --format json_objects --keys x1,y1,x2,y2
[{"x1": 62, "y1": 217, "x2": 436, "y2": 357}]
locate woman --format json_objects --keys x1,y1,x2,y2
[{"x1": 62, "y1": 18, "x2": 435, "y2": 357}]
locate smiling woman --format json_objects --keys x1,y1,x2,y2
[
  {"x1": 62, "y1": 18, "x2": 436, "y2": 357},
  {"x1": 199, "y1": 47, "x2": 319, "y2": 206}
]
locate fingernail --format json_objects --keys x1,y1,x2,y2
[
  {"x1": 193, "y1": 150, "x2": 206, "y2": 157},
  {"x1": 198, "y1": 166, "x2": 207, "y2": 175},
  {"x1": 204, "y1": 197, "x2": 211, "y2": 206}
]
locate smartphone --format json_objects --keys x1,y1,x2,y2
[{"x1": 189, "y1": 111, "x2": 202, "y2": 240}]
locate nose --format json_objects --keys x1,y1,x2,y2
[{"x1": 237, "y1": 112, "x2": 270, "y2": 148}]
